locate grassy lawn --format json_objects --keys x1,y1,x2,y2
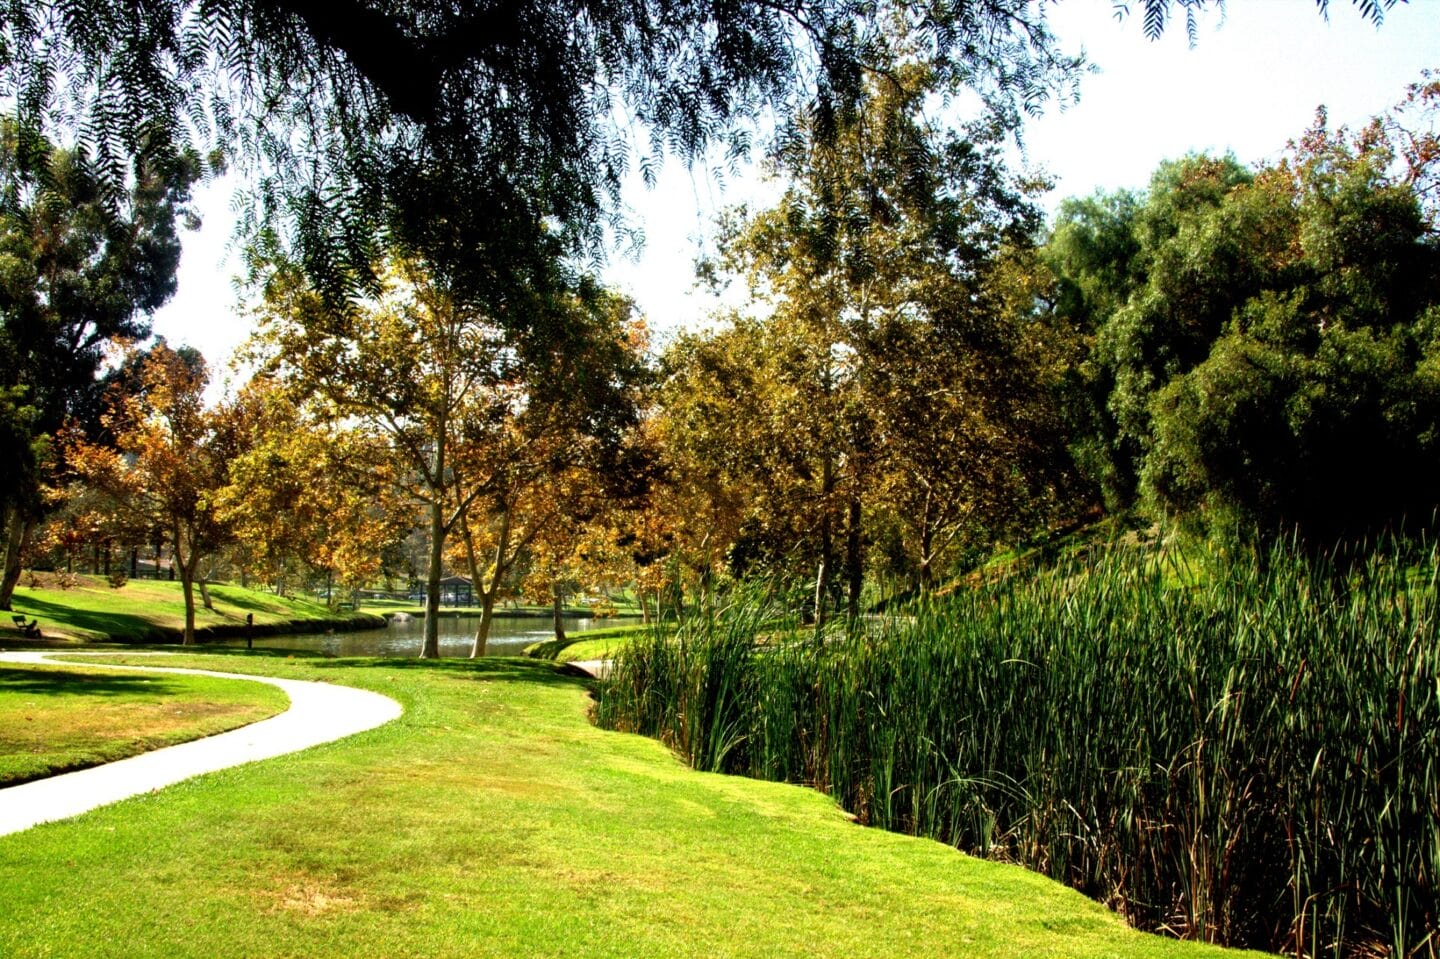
[
  {"x1": 525, "y1": 623, "x2": 655, "y2": 662},
  {"x1": 0, "y1": 663, "x2": 289, "y2": 785},
  {"x1": 5, "y1": 574, "x2": 385, "y2": 644},
  {"x1": 0, "y1": 650, "x2": 1266, "y2": 959}
]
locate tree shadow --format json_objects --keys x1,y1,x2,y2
[
  {"x1": 308, "y1": 655, "x2": 591, "y2": 688},
  {"x1": 152, "y1": 644, "x2": 332, "y2": 660},
  {"x1": 201, "y1": 591, "x2": 295, "y2": 615},
  {"x1": 0, "y1": 664, "x2": 188, "y2": 698},
  {"x1": 10, "y1": 595, "x2": 172, "y2": 642}
]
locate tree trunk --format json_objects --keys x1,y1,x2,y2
[
  {"x1": 199, "y1": 558, "x2": 216, "y2": 610},
  {"x1": 916, "y1": 489, "x2": 935, "y2": 591},
  {"x1": 0, "y1": 509, "x2": 31, "y2": 611},
  {"x1": 845, "y1": 493, "x2": 863, "y2": 622},
  {"x1": 918, "y1": 523, "x2": 934, "y2": 591},
  {"x1": 421, "y1": 494, "x2": 444, "y2": 659},
  {"x1": 813, "y1": 455, "x2": 835, "y2": 635},
  {"x1": 179, "y1": 572, "x2": 197, "y2": 644},
  {"x1": 176, "y1": 527, "x2": 198, "y2": 645},
  {"x1": 472, "y1": 589, "x2": 496, "y2": 658},
  {"x1": 640, "y1": 590, "x2": 651, "y2": 625},
  {"x1": 552, "y1": 584, "x2": 567, "y2": 643},
  {"x1": 462, "y1": 506, "x2": 511, "y2": 660}
]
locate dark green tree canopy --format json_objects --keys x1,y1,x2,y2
[{"x1": 1047, "y1": 105, "x2": 1440, "y2": 544}]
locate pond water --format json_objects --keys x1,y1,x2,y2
[{"x1": 218, "y1": 614, "x2": 639, "y2": 658}]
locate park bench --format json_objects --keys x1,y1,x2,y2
[{"x1": 10, "y1": 614, "x2": 41, "y2": 638}]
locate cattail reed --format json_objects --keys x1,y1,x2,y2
[{"x1": 597, "y1": 538, "x2": 1440, "y2": 957}]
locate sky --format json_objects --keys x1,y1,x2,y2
[{"x1": 151, "y1": 0, "x2": 1440, "y2": 373}]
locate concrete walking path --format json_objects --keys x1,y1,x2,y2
[{"x1": 0, "y1": 650, "x2": 403, "y2": 837}]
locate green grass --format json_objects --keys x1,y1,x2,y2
[
  {"x1": 5, "y1": 574, "x2": 385, "y2": 644},
  {"x1": 0, "y1": 663, "x2": 289, "y2": 785},
  {"x1": 0, "y1": 650, "x2": 1258, "y2": 959},
  {"x1": 524, "y1": 623, "x2": 656, "y2": 662},
  {"x1": 599, "y1": 538, "x2": 1440, "y2": 957}
]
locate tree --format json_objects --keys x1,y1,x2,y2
[
  {"x1": 257, "y1": 259, "x2": 647, "y2": 657},
  {"x1": 255, "y1": 258, "x2": 515, "y2": 658},
  {"x1": 218, "y1": 376, "x2": 408, "y2": 600},
  {"x1": 0, "y1": 122, "x2": 198, "y2": 608},
  {"x1": 1047, "y1": 96, "x2": 1440, "y2": 545},
  {"x1": 449, "y1": 291, "x2": 652, "y2": 656},
  {"x1": 1140, "y1": 113, "x2": 1440, "y2": 543},
  {"x1": 688, "y1": 64, "x2": 1072, "y2": 611},
  {"x1": 67, "y1": 345, "x2": 242, "y2": 643}
]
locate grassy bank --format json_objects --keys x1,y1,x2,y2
[
  {"x1": 5, "y1": 573, "x2": 385, "y2": 644},
  {"x1": 359, "y1": 600, "x2": 599, "y2": 618},
  {"x1": 0, "y1": 650, "x2": 1257, "y2": 959},
  {"x1": 598, "y1": 541, "x2": 1439, "y2": 957},
  {"x1": 524, "y1": 623, "x2": 655, "y2": 662},
  {"x1": 0, "y1": 663, "x2": 289, "y2": 785}
]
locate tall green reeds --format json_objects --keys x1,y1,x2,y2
[{"x1": 597, "y1": 538, "x2": 1439, "y2": 957}]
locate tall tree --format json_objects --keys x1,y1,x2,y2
[
  {"x1": 257, "y1": 260, "x2": 646, "y2": 657},
  {"x1": 1140, "y1": 112, "x2": 1440, "y2": 543},
  {"x1": 450, "y1": 291, "x2": 651, "y2": 657},
  {"x1": 696, "y1": 63, "x2": 1071, "y2": 608},
  {"x1": 67, "y1": 346, "x2": 242, "y2": 643},
  {"x1": 1048, "y1": 153, "x2": 1256, "y2": 510},
  {"x1": 255, "y1": 258, "x2": 514, "y2": 658},
  {"x1": 0, "y1": 123, "x2": 198, "y2": 608},
  {"x1": 218, "y1": 376, "x2": 407, "y2": 600}
]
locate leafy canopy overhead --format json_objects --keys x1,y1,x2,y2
[{"x1": 0, "y1": 0, "x2": 1085, "y2": 310}]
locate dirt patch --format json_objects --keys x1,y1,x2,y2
[{"x1": 268, "y1": 880, "x2": 366, "y2": 917}]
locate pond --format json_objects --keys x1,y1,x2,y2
[{"x1": 219, "y1": 614, "x2": 639, "y2": 658}]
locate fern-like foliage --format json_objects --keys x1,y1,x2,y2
[
  {"x1": 1, "y1": 0, "x2": 1395, "y2": 315},
  {"x1": 1117, "y1": 0, "x2": 1397, "y2": 43},
  {"x1": 1, "y1": 0, "x2": 1082, "y2": 314}
]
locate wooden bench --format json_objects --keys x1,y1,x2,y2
[{"x1": 10, "y1": 614, "x2": 41, "y2": 638}]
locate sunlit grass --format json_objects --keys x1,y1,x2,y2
[
  {"x1": 1, "y1": 651, "x2": 1257, "y2": 958},
  {"x1": 524, "y1": 624, "x2": 655, "y2": 662},
  {"x1": 0, "y1": 663, "x2": 289, "y2": 784},
  {"x1": 6, "y1": 574, "x2": 384, "y2": 643}
]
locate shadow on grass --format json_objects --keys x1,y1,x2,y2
[
  {"x1": 10, "y1": 595, "x2": 172, "y2": 642},
  {"x1": 165, "y1": 644, "x2": 333, "y2": 660},
  {"x1": 0, "y1": 664, "x2": 187, "y2": 698},
  {"x1": 308, "y1": 655, "x2": 588, "y2": 688}
]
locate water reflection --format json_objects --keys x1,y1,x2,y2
[{"x1": 220, "y1": 614, "x2": 637, "y2": 658}]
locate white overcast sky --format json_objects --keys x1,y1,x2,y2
[{"x1": 152, "y1": 0, "x2": 1440, "y2": 371}]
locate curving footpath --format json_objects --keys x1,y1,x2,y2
[{"x1": 0, "y1": 650, "x2": 403, "y2": 837}]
